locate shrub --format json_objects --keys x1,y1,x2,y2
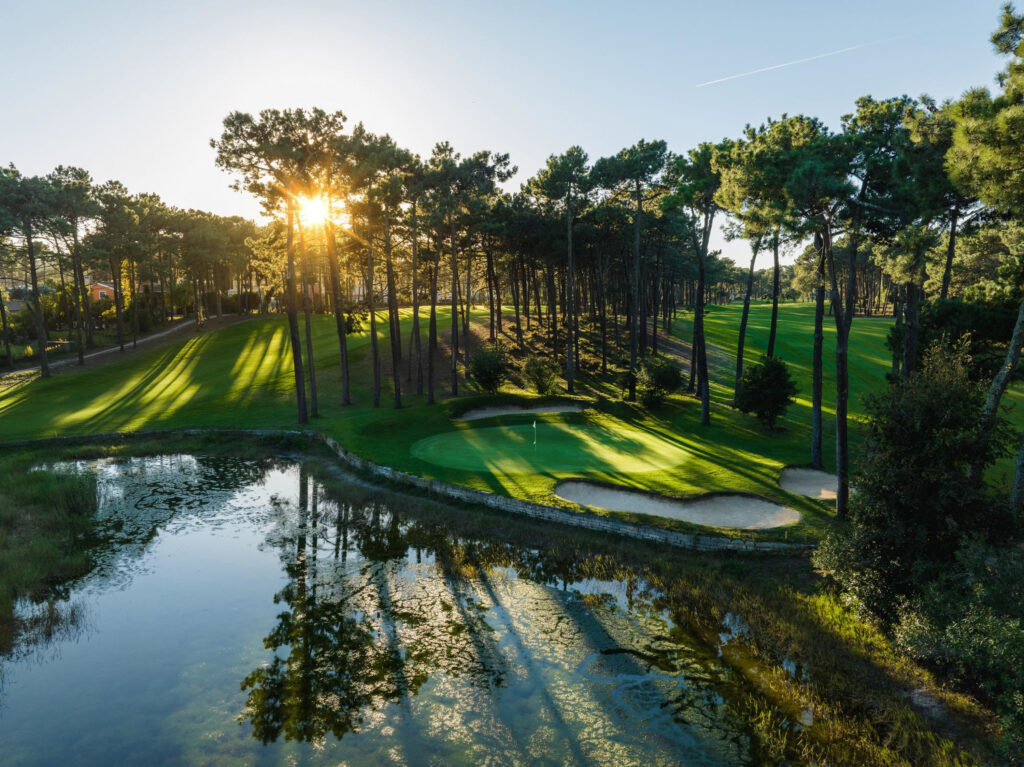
[
  {"x1": 523, "y1": 356, "x2": 558, "y2": 395},
  {"x1": 813, "y1": 345, "x2": 1012, "y2": 623},
  {"x1": 469, "y1": 343, "x2": 509, "y2": 394},
  {"x1": 345, "y1": 309, "x2": 366, "y2": 334},
  {"x1": 636, "y1": 355, "x2": 681, "y2": 406},
  {"x1": 894, "y1": 541, "x2": 1024, "y2": 755},
  {"x1": 734, "y1": 356, "x2": 797, "y2": 430}
]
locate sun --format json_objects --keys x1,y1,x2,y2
[{"x1": 297, "y1": 195, "x2": 329, "y2": 225}]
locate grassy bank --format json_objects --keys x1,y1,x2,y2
[{"x1": 0, "y1": 452, "x2": 98, "y2": 653}]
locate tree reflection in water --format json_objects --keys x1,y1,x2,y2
[
  {"x1": 238, "y1": 464, "x2": 757, "y2": 765},
  {"x1": 241, "y1": 467, "x2": 507, "y2": 746}
]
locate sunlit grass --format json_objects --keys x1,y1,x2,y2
[{"x1": 3, "y1": 301, "x2": 1016, "y2": 542}]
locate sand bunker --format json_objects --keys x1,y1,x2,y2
[
  {"x1": 556, "y1": 480, "x2": 801, "y2": 530},
  {"x1": 454, "y1": 404, "x2": 584, "y2": 421},
  {"x1": 779, "y1": 468, "x2": 837, "y2": 500}
]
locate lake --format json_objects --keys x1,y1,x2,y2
[{"x1": 0, "y1": 454, "x2": 774, "y2": 766}]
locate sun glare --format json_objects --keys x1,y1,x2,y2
[{"x1": 298, "y1": 195, "x2": 329, "y2": 225}]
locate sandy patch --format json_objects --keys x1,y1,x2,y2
[
  {"x1": 454, "y1": 404, "x2": 584, "y2": 421},
  {"x1": 779, "y1": 468, "x2": 837, "y2": 500},
  {"x1": 555, "y1": 480, "x2": 801, "y2": 530}
]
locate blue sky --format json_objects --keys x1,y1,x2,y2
[{"x1": 0, "y1": 0, "x2": 1010, "y2": 263}]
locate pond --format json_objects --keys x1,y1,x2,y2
[{"x1": 0, "y1": 454, "x2": 780, "y2": 766}]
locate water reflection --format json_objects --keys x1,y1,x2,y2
[
  {"x1": 241, "y1": 466, "x2": 754, "y2": 765},
  {"x1": 1, "y1": 455, "x2": 775, "y2": 766}
]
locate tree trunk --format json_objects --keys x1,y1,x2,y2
[
  {"x1": 547, "y1": 264, "x2": 558, "y2": 363},
  {"x1": 827, "y1": 227, "x2": 857, "y2": 520},
  {"x1": 449, "y1": 216, "x2": 459, "y2": 396},
  {"x1": 410, "y1": 210, "x2": 423, "y2": 395},
  {"x1": 599, "y1": 251, "x2": 608, "y2": 374},
  {"x1": 111, "y1": 256, "x2": 125, "y2": 353},
  {"x1": 834, "y1": 333, "x2": 850, "y2": 518},
  {"x1": 566, "y1": 200, "x2": 576, "y2": 394},
  {"x1": 0, "y1": 289, "x2": 13, "y2": 368},
  {"x1": 902, "y1": 258, "x2": 926, "y2": 378},
  {"x1": 25, "y1": 227, "x2": 51, "y2": 376},
  {"x1": 284, "y1": 208, "x2": 309, "y2": 424},
  {"x1": 688, "y1": 313, "x2": 697, "y2": 394},
  {"x1": 639, "y1": 259, "x2": 648, "y2": 356},
  {"x1": 891, "y1": 284, "x2": 904, "y2": 376},
  {"x1": 767, "y1": 227, "x2": 781, "y2": 358},
  {"x1": 298, "y1": 222, "x2": 319, "y2": 417},
  {"x1": 383, "y1": 216, "x2": 402, "y2": 409},
  {"x1": 696, "y1": 251, "x2": 710, "y2": 425},
  {"x1": 463, "y1": 249, "x2": 472, "y2": 369},
  {"x1": 811, "y1": 245, "x2": 825, "y2": 470},
  {"x1": 71, "y1": 228, "x2": 86, "y2": 365},
  {"x1": 734, "y1": 244, "x2": 759, "y2": 405},
  {"x1": 323, "y1": 213, "x2": 351, "y2": 406},
  {"x1": 129, "y1": 257, "x2": 139, "y2": 347},
  {"x1": 970, "y1": 296, "x2": 1024, "y2": 485},
  {"x1": 629, "y1": 180, "x2": 641, "y2": 401},
  {"x1": 81, "y1": 255, "x2": 95, "y2": 348},
  {"x1": 486, "y1": 248, "x2": 496, "y2": 343},
  {"x1": 651, "y1": 254, "x2": 660, "y2": 355},
  {"x1": 521, "y1": 257, "x2": 531, "y2": 330},
  {"x1": 511, "y1": 256, "x2": 523, "y2": 348},
  {"x1": 428, "y1": 238, "x2": 441, "y2": 404},
  {"x1": 367, "y1": 224, "x2": 381, "y2": 408},
  {"x1": 940, "y1": 208, "x2": 958, "y2": 301},
  {"x1": 1010, "y1": 434, "x2": 1024, "y2": 517}
]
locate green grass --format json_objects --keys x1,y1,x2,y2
[
  {"x1": 2, "y1": 301, "x2": 1013, "y2": 542},
  {"x1": 411, "y1": 421, "x2": 692, "y2": 473},
  {"x1": 675, "y1": 301, "x2": 1024, "y2": 485}
]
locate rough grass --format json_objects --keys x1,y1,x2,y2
[{"x1": 0, "y1": 453, "x2": 98, "y2": 653}]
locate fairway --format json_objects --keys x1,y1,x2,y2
[{"x1": 411, "y1": 422, "x2": 691, "y2": 474}]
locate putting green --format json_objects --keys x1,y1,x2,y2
[{"x1": 410, "y1": 422, "x2": 690, "y2": 474}]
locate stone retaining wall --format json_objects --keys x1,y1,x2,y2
[{"x1": 2, "y1": 428, "x2": 815, "y2": 555}]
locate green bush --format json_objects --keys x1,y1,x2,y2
[
  {"x1": 813, "y1": 345, "x2": 1012, "y2": 622},
  {"x1": 469, "y1": 343, "x2": 509, "y2": 394},
  {"x1": 345, "y1": 309, "x2": 366, "y2": 334},
  {"x1": 636, "y1": 355, "x2": 681, "y2": 406},
  {"x1": 894, "y1": 541, "x2": 1024, "y2": 756},
  {"x1": 523, "y1": 355, "x2": 558, "y2": 395},
  {"x1": 734, "y1": 356, "x2": 798, "y2": 430}
]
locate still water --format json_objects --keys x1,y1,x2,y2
[{"x1": 1, "y1": 455, "x2": 767, "y2": 766}]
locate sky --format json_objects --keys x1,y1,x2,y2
[{"x1": 0, "y1": 0, "x2": 1010, "y2": 264}]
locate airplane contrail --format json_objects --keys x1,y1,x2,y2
[{"x1": 696, "y1": 38, "x2": 900, "y2": 88}]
